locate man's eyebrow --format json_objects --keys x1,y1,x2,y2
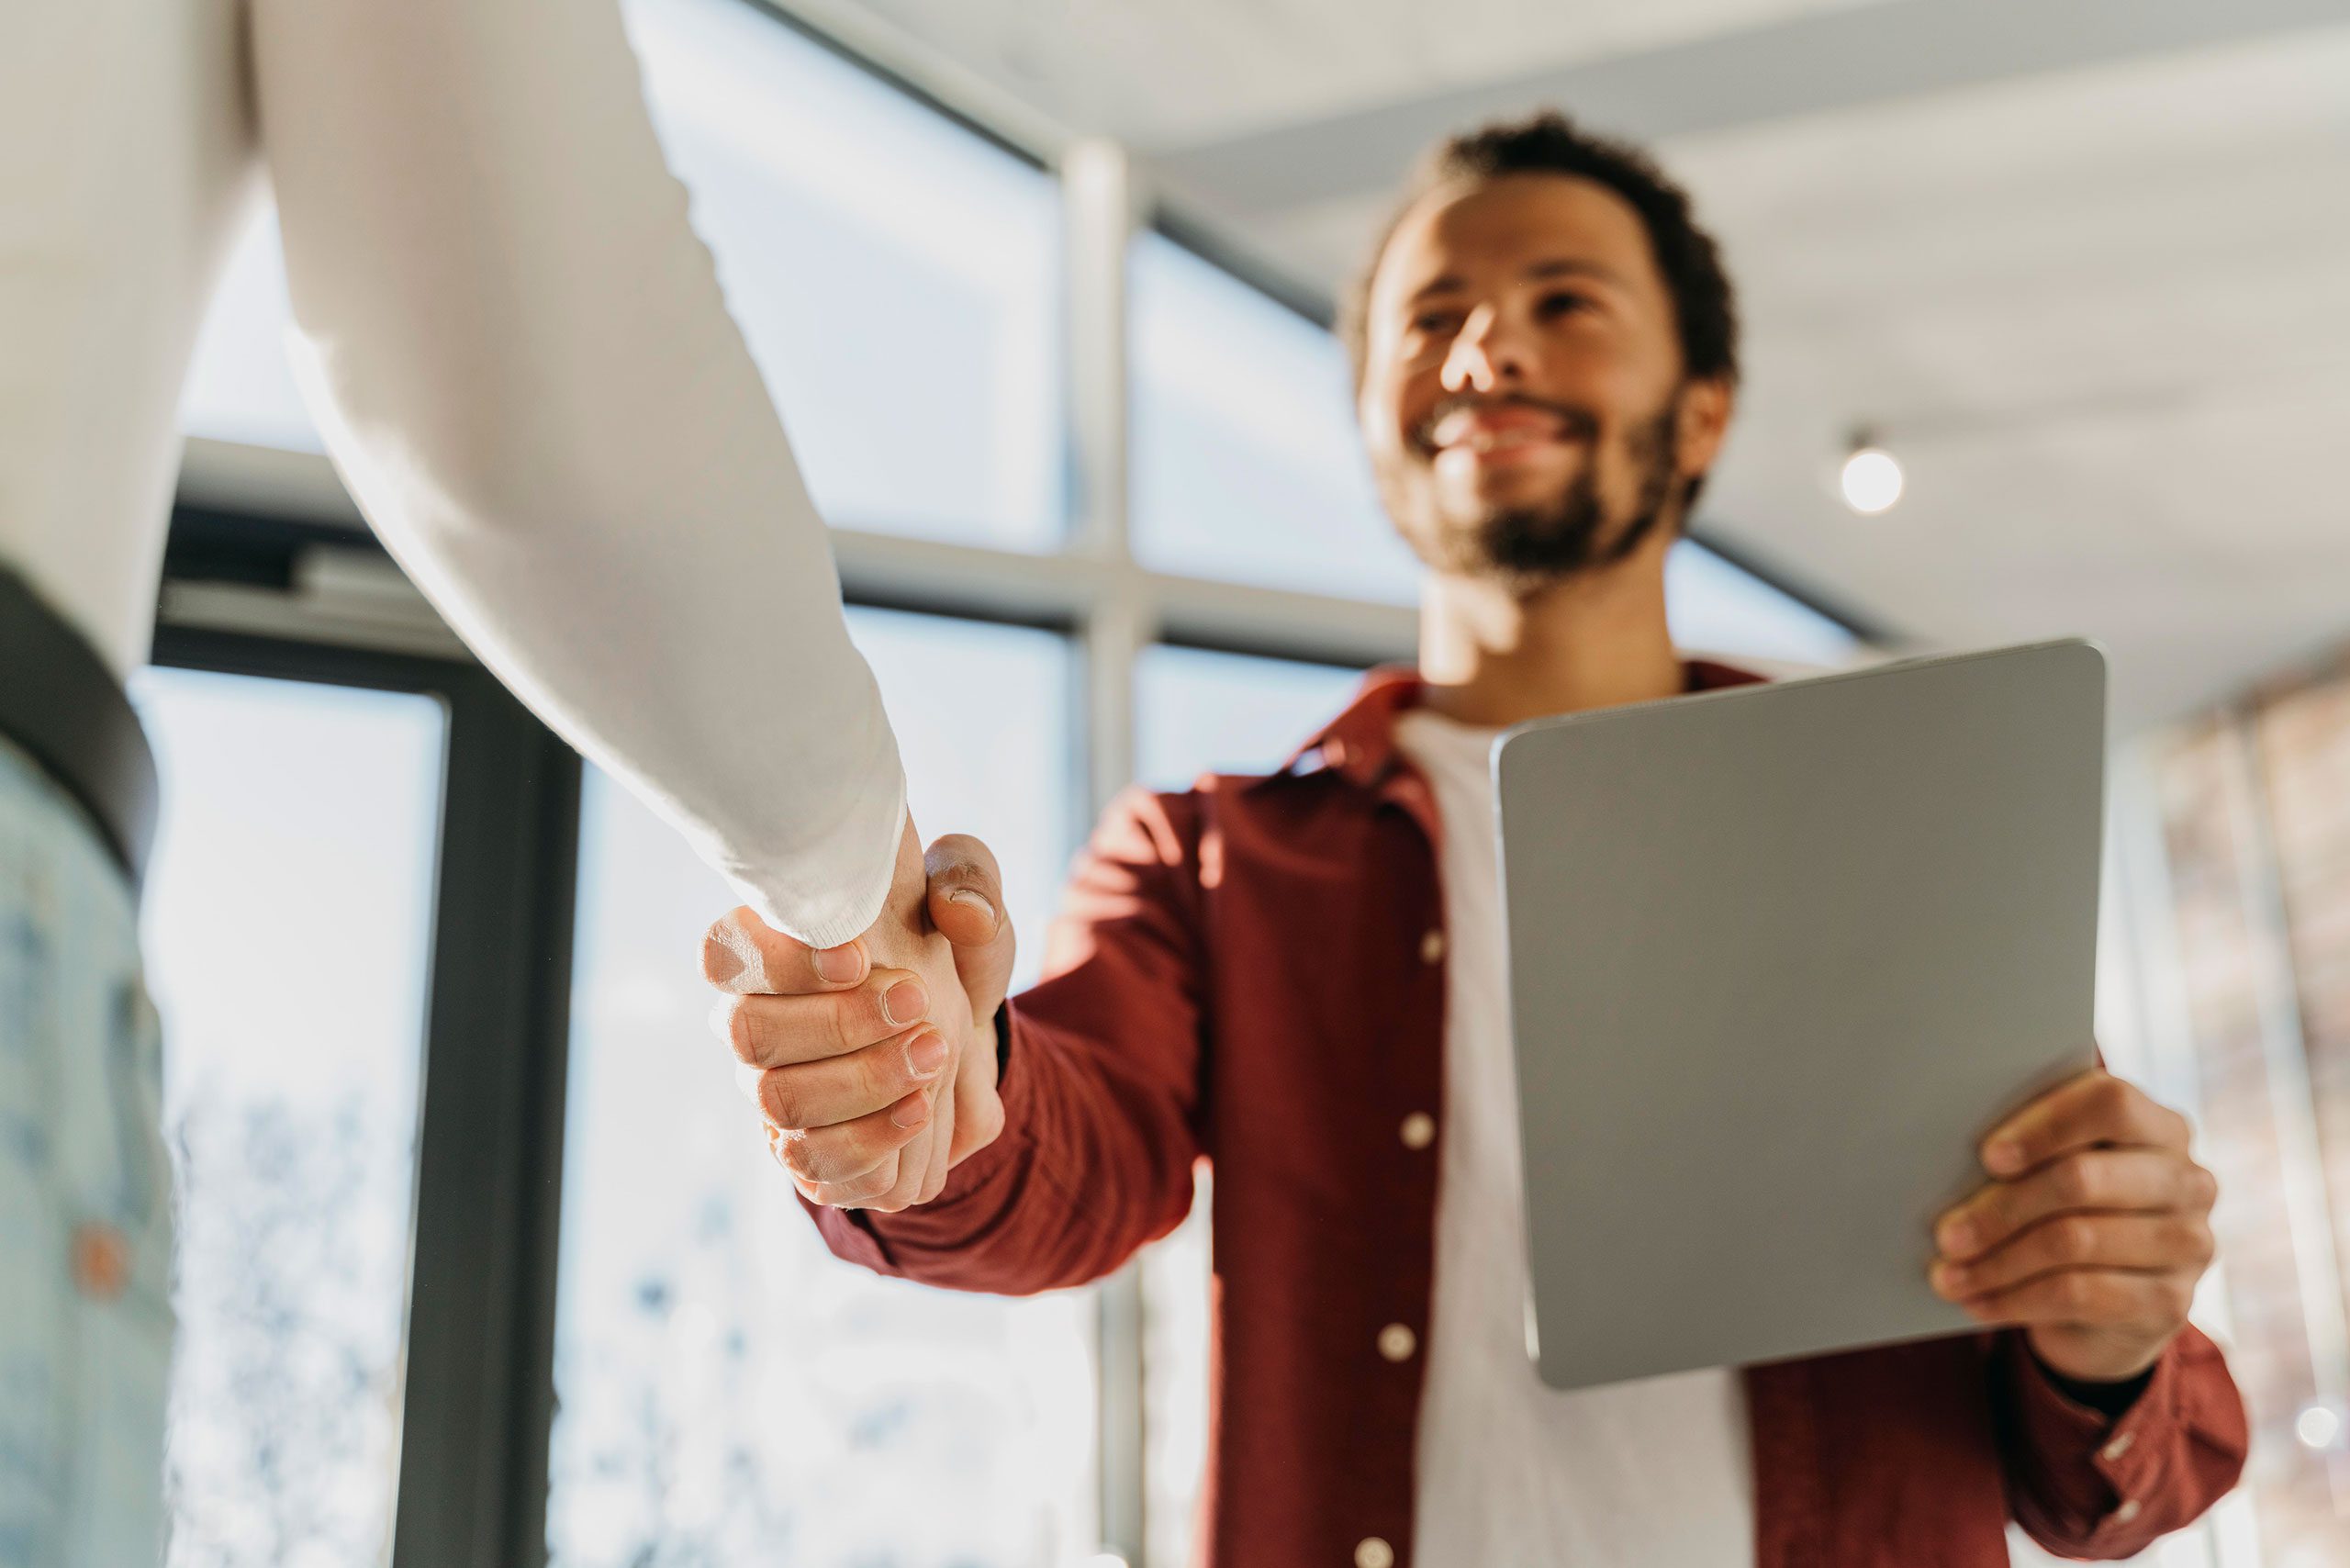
[
  {"x1": 1526, "y1": 258, "x2": 1627, "y2": 286},
  {"x1": 1405, "y1": 258, "x2": 1627, "y2": 308},
  {"x1": 1404, "y1": 274, "x2": 1466, "y2": 308}
]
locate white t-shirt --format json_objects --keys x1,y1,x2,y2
[
  {"x1": 2, "y1": 0, "x2": 901, "y2": 947},
  {"x1": 1394, "y1": 705, "x2": 1757, "y2": 1565}
]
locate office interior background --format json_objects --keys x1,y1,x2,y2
[{"x1": 139, "y1": 0, "x2": 2347, "y2": 1564}]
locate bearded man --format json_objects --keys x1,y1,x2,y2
[{"x1": 704, "y1": 113, "x2": 2246, "y2": 1568}]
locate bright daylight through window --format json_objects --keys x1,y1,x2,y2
[{"x1": 133, "y1": 672, "x2": 444, "y2": 1568}]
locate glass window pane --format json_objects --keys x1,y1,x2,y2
[
  {"x1": 1135, "y1": 644, "x2": 1365, "y2": 792},
  {"x1": 179, "y1": 206, "x2": 326, "y2": 454},
  {"x1": 625, "y1": 0, "x2": 1063, "y2": 550},
  {"x1": 1131, "y1": 232, "x2": 1423, "y2": 605},
  {"x1": 547, "y1": 610, "x2": 1089, "y2": 1568},
  {"x1": 180, "y1": 0, "x2": 1064, "y2": 558},
  {"x1": 1667, "y1": 541, "x2": 1863, "y2": 668},
  {"x1": 130, "y1": 669, "x2": 446, "y2": 1567}
]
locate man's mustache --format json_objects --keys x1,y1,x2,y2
[{"x1": 1414, "y1": 394, "x2": 1602, "y2": 455}]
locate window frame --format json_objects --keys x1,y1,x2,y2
[
  {"x1": 151, "y1": 570, "x2": 585, "y2": 1568},
  {"x1": 153, "y1": 5, "x2": 1881, "y2": 1561}
]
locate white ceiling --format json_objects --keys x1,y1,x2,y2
[
  {"x1": 822, "y1": 0, "x2": 1869, "y2": 148},
  {"x1": 783, "y1": 0, "x2": 2350, "y2": 733}
]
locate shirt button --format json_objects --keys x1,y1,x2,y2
[
  {"x1": 1419, "y1": 928, "x2": 1446, "y2": 965},
  {"x1": 1399, "y1": 1112, "x2": 1436, "y2": 1149},
  {"x1": 2112, "y1": 1498, "x2": 2142, "y2": 1525},
  {"x1": 1377, "y1": 1323, "x2": 1417, "y2": 1362},
  {"x1": 1354, "y1": 1538, "x2": 1395, "y2": 1568},
  {"x1": 2101, "y1": 1431, "x2": 2134, "y2": 1462}
]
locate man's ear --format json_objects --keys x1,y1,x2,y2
[{"x1": 1673, "y1": 375, "x2": 1736, "y2": 487}]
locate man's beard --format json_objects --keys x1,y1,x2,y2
[{"x1": 1408, "y1": 397, "x2": 1684, "y2": 583}]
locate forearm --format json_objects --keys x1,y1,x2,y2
[{"x1": 249, "y1": 0, "x2": 901, "y2": 946}]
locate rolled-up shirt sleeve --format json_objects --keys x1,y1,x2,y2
[
  {"x1": 1992, "y1": 1325, "x2": 2249, "y2": 1558},
  {"x1": 246, "y1": 0, "x2": 902, "y2": 947}
]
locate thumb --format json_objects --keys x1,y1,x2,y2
[{"x1": 923, "y1": 833, "x2": 1017, "y2": 1023}]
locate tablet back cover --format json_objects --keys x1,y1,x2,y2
[{"x1": 1495, "y1": 639, "x2": 2105, "y2": 1391}]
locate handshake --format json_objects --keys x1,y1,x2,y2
[{"x1": 701, "y1": 817, "x2": 1014, "y2": 1213}]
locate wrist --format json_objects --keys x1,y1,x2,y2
[{"x1": 2027, "y1": 1336, "x2": 2159, "y2": 1417}]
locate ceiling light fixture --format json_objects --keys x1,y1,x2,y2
[
  {"x1": 1838, "y1": 428, "x2": 1905, "y2": 516},
  {"x1": 2297, "y1": 1402, "x2": 2343, "y2": 1451}
]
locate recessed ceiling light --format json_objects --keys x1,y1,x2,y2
[
  {"x1": 2297, "y1": 1402, "x2": 2342, "y2": 1450},
  {"x1": 1840, "y1": 431, "x2": 1905, "y2": 516}
]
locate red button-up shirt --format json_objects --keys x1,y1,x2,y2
[{"x1": 811, "y1": 664, "x2": 2248, "y2": 1566}]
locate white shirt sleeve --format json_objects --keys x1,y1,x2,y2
[{"x1": 245, "y1": 0, "x2": 904, "y2": 948}]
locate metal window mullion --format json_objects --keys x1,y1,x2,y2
[
  {"x1": 393, "y1": 663, "x2": 582, "y2": 1568},
  {"x1": 1062, "y1": 136, "x2": 1152, "y2": 1566}
]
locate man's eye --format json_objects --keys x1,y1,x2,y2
[
  {"x1": 1538, "y1": 292, "x2": 1591, "y2": 319},
  {"x1": 1410, "y1": 311, "x2": 1460, "y2": 334}
]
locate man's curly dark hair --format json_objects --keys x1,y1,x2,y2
[{"x1": 1339, "y1": 110, "x2": 1740, "y2": 399}]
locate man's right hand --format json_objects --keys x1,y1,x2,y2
[{"x1": 700, "y1": 816, "x2": 1016, "y2": 1213}]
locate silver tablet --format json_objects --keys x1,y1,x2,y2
[{"x1": 1494, "y1": 639, "x2": 2106, "y2": 1391}]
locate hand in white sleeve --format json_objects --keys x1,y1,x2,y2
[{"x1": 248, "y1": 0, "x2": 901, "y2": 946}]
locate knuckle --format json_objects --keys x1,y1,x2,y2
[
  {"x1": 2053, "y1": 1215, "x2": 2099, "y2": 1261},
  {"x1": 699, "y1": 913, "x2": 748, "y2": 986},
  {"x1": 803, "y1": 1127, "x2": 870, "y2": 1185},
  {"x1": 926, "y1": 833, "x2": 996, "y2": 879},
  {"x1": 2192, "y1": 1164, "x2": 2221, "y2": 1211},
  {"x1": 829, "y1": 994, "x2": 861, "y2": 1058},
  {"x1": 717, "y1": 998, "x2": 759, "y2": 1064},
  {"x1": 761, "y1": 1072, "x2": 807, "y2": 1131},
  {"x1": 2051, "y1": 1158, "x2": 2095, "y2": 1207},
  {"x1": 774, "y1": 1128, "x2": 818, "y2": 1181},
  {"x1": 865, "y1": 1036, "x2": 910, "y2": 1101},
  {"x1": 844, "y1": 1159, "x2": 898, "y2": 1203}
]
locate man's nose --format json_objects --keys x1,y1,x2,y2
[{"x1": 1439, "y1": 302, "x2": 1532, "y2": 394}]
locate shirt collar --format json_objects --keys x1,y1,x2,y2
[{"x1": 1260, "y1": 656, "x2": 1770, "y2": 793}]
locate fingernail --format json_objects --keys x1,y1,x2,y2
[
  {"x1": 703, "y1": 939, "x2": 744, "y2": 985},
  {"x1": 946, "y1": 887, "x2": 996, "y2": 924},
  {"x1": 1930, "y1": 1262, "x2": 1967, "y2": 1294},
  {"x1": 811, "y1": 944, "x2": 864, "y2": 986},
  {"x1": 882, "y1": 978, "x2": 928, "y2": 1028},
  {"x1": 905, "y1": 1032, "x2": 949, "y2": 1080},
  {"x1": 890, "y1": 1092, "x2": 931, "y2": 1128},
  {"x1": 1984, "y1": 1140, "x2": 2024, "y2": 1176},
  {"x1": 1938, "y1": 1217, "x2": 1975, "y2": 1255}
]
